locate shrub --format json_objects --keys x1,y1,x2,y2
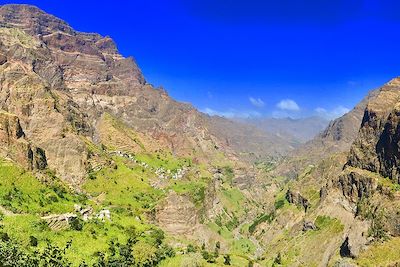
[
  {"x1": 70, "y1": 218, "x2": 84, "y2": 231},
  {"x1": 224, "y1": 254, "x2": 231, "y2": 265},
  {"x1": 274, "y1": 199, "x2": 285, "y2": 210},
  {"x1": 187, "y1": 244, "x2": 197, "y2": 253},
  {"x1": 29, "y1": 236, "x2": 38, "y2": 247}
]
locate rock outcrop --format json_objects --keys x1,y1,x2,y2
[
  {"x1": 347, "y1": 78, "x2": 400, "y2": 184},
  {"x1": 0, "y1": 111, "x2": 46, "y2": 170},
  {"x1": 286, "y1": 190, "x2": 310, "y2": 212},
  {"x1": 338, "y1": 169, "x2": 377, "y2": 203},
  {"x1": 155, "y1": 191, "x2": 200, "y2": 235},
  {"x1": 41, "y1": 213, "x2": 77, "y2": 231}
]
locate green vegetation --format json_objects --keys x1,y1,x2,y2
[
  {"x1": 84, "y1": 156, "x2": 164, "y2": 211},
  {"x1": 0, "y1": 159, "x2": 80, "y2": 215},
  {"x1": 0, "y1": 155, "x2": 178, "y2": 266},
  {"x1": 261, "y1": 215, "x2": 344, "y2": 266},
  {"x1": 249, "y1": 213, "x2": 275, "y2": 234},
  {"x1": 356, "y1": 198, "x2": 389, "y2": 241},
  {"x1": 357, "y1": 237, "x2": 400, "y2": 266},
  {"x1": 171, "y1": 179, "x2": 207, "y2": 207}
]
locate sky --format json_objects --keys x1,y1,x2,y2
[{"x1": 1, "y1": 0, "x2": 400, "y2": 120}]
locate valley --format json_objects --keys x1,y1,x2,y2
[{"x1": 0, "y1": 4, "x2": 399, "y2": 267}]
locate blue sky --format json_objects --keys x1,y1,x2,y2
[{"x1": 2, "y1": 1, "x2": 400, "y2": 119}]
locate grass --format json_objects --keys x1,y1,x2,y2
[
  {"x1": 219, "y1": 187, "x2": 247, "y2": 216},
  {"x1": 357, "y1": 237, "x2": 400, "y2": 266},
  {"x1": 261, "y1": 215, "x2": 344, "y2": 266},
  {"x1": 249, "y1": 213, "x2": 275, "y2": 234},
  {"x1": 83, "y1": 156, "x2": 164, "y2": 212},
  {"x1": 171, "y1": 179, "x2": 208, "y2": 207},
  {"x1": 0, "y1": 159, "x2": 81, "y2": 214},
  {"x1": 0, "y1": 155, "x2": 172, "y2": 265},
  {"x1": 0, "y1": 108, "x2": 267, "y2": 266},
  {"x1": 231, "y1": 238, "x2": 256, "y2": 255}
]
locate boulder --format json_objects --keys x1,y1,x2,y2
[
  {"x1": 0, "y1": 53, "x2": 6, "y2": 65},
  {"x1": 97, "y1": 209, "x2": 111, "y2": 221},
  {"x1": 303, "y1": 221, "x2": 316, "y2": 231}
]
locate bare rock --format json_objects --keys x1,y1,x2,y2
[
  {"x1": 346, "y1": 79, "x2": 400, "y2": 185},
  {"x1": 41, "y1": 213, "x2": 77, "y2": 231},
  {"x1": 0, "y1": 111, "x2": 47, "y2": 170},
  {"x1": 303, "y1": 221, "x2": 316, "y2": 231},
  {"x1": 155, "y1": 191, "x2": 199, "y2": 235},
  {"x1": 97, "y1": 209, "x2": 111, "y2": 222},
  {"x1": 320, "y1": 185, "x2": 328, "y2": 201},
  {"x1": 338, "y1": 170, "x2": 377, "y2": 202},
  {"x1": 0, "y1": 53, "x2": 6, "y2": 65},
  {"x1": 340, "y1": 226, "x2": 368, "y2": 259},
  {"x1": 286, "y1": 190, "x2": 310, "y2": 212}
]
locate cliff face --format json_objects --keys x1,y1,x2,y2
[
  {"x1": 347, "y1": 78, "x2": 400, "y2": 184},
  {"x1": 0, "y1": 111, "x2": 46, "y2": 170}
]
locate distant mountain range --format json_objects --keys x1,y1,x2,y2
[{"x1": 240, "y1": 116, "x2": 330, "y2": 144}]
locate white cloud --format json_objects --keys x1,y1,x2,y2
[
  {"x1": 315, "y1": 106, "x2": 350, "y2": 120},
  {"x1": 249, "y1": 97, "x2": 265, "y2": 108},
  {"x1": 201, "y1": 107, "x2": 261, "y2": 119},
  {"x1": 276, "y1": 99, "x2": 300, "y2": 111}
]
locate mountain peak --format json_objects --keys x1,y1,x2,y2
[
  {"x1": 386, "y1": 76, "x2": 400, "y2": 86},
  {"x1": 0, "y1": 4, "x2": 73, "y2": 35}
]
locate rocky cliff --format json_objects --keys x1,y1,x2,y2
[
  {"x1": 347, "y1": 78, "x2": 400, "y2": 184},
  {"x1": 0, "y1": 111, "x2": 46, "y2": 170}
]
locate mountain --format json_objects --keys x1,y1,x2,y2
[
  {"x1": 0, "y1": 4, "x2": 293, "y2": 186},
  {"x1": 0, "y1": 4, "x2": 399, "y2": 267},
  {"x1": 265, "y1": 77, "x2": 400, "y2": 266},
  {"x1": 243, "y1": 116, "x2": 330, "y2": 144}
]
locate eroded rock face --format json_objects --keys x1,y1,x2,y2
[
  {"x1": 338, "y1": 171, "x2": 377, "y2": 202},
  {"x1": 347, "y1": 79, "x2": 400, "y2": 184},
  {"x1": 155, "y1": 191, "x2": 200, "y2": 235},
  {"x1": 286, "y1": 190, "x2": 309, "y2": 212},
  {"x1": 0, "y1": 111, "x2": 46, "y2": 170},
  {"x1": 340, "y1": 229, "x2": 368, "y2": 259},
  {"x1": 41, "y1": 213, "x2": 77, "y2": 231}
]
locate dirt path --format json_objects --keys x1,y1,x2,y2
[{"x1": 0, "y1": 205, "x2": 16, "y2": 216}]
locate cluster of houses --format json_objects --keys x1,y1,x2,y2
[
  {"x1": 41, "y1": 205, "x2": 112, "y2": 231},
  {"x1": 111, "y1": 150, "x2": 188, "y2": 182}
]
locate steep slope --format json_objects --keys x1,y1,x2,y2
[
  {"x1": 347, "y1": 77, "x2": 400, "y2": 182},
  {"x1": 258, "y1": 78, "x2": 400, "y2": 266},
  {"x1": 208, "y1": 116, "x2": 296, "y2": 161},
  {"x1": 295, "y1": 88, "x2": 380, "y2": 160}
]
